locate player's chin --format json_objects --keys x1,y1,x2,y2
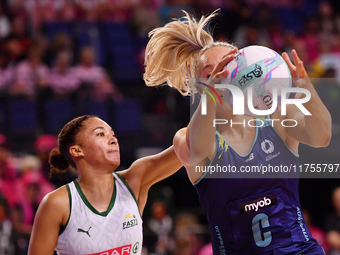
[
  {"x1": 109, "y1": 160, "x2": 120, "y2": 170},
  {"x1": 107, "y1": 156, "x2": 120, "y2": 167}
]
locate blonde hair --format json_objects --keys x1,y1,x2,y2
[{"x1": 143, "y1": 10, "x2": 234, "y2": 96}]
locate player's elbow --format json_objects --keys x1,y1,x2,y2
[
  {"x1": 190, "y1": 143, "x2": 214, "y2": 163},
  {"x1": 189, "y1": 135, "x2": 215, "y2": 161},
  {"x1": 173, "y1": 128, "x2": 190, "y2": 166},
  {"x1": 321, "y1": 115, "x2": 333, "y2": 147},
  {"x1": 320, "y1": 132, "x2": 332, "y2": 147},
  {"x1": 310, "y1": 131, "x2": 331, "y2": 148}
]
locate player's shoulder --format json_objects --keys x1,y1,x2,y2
[
  {"x1": 116, "y1": 169, "x2": 140, "y2": 186},
  {"x1": 33, "y1": 185, "x2": 71, "y2": 231},
  {"x1": 40, "y1": 185, "x2": 70, "y2": 212}
]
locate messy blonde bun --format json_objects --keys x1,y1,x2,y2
[{"x1": 144, "y1": 10, "x2": 234, "y2": 96}]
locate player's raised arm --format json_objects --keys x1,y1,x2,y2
[
  {"x1": 282, "y1": 50, "x2": 332, "y2": 147},
  {"x1": 119, "y1": 143, "x2": 183, "y2": 215},
  {"x1": 189, "y1": 51, "x2": 237, "y2": 165},
  {"x1": 129, "y1": 145, "x2": 183, "y2": 189}
]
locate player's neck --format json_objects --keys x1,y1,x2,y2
[
  {"x1": 76, "y1": 171, "x2": 114, "y2": 195},
  {"x1": 76, "y1": 162, "x2": 115, "y2": 191}
]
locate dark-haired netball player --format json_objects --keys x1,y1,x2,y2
[{"x1": 28, "y1": 115, "x2": 184, "y2": 255}]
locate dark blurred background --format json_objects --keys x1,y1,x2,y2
[{"x1": 0, "y1": 0, "x2": 340, "y2": 254}]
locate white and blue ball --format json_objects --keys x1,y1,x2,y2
[{"x1": 221, "y1": 45, "x2": 292, "y2": 117}]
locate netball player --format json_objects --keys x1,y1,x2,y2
[
  {"x1": 144, "y1": 11, "x2": 332, "y2": 254},
  {"x1": 28, "y1": 115, "x2": 184, "y2": 255}
]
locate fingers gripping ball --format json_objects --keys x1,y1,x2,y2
[{"x1": 221, "y1": 45, "x2": 292, "y2": 117}]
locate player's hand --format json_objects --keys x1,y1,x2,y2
[
  {"x1": 282, "y1": 49, "x2": 312, "y2": 98},
  {"x1": 196, "y1": 47, "x2": 238, "y2": 97},
  {"x1": 209, "y1": 47, "x2": 238, "y2": 80}
]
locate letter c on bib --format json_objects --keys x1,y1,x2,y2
[{"x1": 252, "y1": 213, "x2": 272, "y2": 247}]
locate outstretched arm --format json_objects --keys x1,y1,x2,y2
[
  {"x1": 135, "y1": 144, "x2": 183, "y2": 188},
  {"x1": 120, "y1": 138, "x2": 184, "y2": 214},
  {"x1": 282, "y1": 50, "x2": 332, "y2": 147}
]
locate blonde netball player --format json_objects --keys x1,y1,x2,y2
[
  {"x1": 28, "y1": 115, "x2": 183, "y2": 255},
  {"x1": 145, "y1": 11, "x2": 331, "y2": 255}
]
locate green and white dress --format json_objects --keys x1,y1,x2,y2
[{"x1": 56, "y1": 173, "x2": 142, "y2": 255}]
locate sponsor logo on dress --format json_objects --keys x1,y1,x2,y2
[
  {"x1": 132, "y1": 242, "x2": 139, "y2": 254},
  {"x1": 77, "y1": 226, "x2": 92, "y2": 237},
  {"x1": 239, "y1": 195, "x2": 277, "y2": 214},
  {"x1": 245, "y1": 153, "x2": 254, "y2": 162},
  {"x1": 123, "y1": 214, "x2": 138, "y2": 229},
  {"x1": 89, "y1": 244, "x2": 132, "y2": 255},
  {"x1": 261, "y1": 139, "x2": 274, "y2": 154},
  {"x1": 261, "y1": 139, "x2": 281, "y2": 161}
]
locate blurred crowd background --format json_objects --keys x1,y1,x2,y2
[{"x1": 1, "y1": 0, "x2": 340, "y2": 254}]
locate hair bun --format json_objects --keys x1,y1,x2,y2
[{"x1": 49, "y1": 148, "x2": 70, "y2": 174}]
